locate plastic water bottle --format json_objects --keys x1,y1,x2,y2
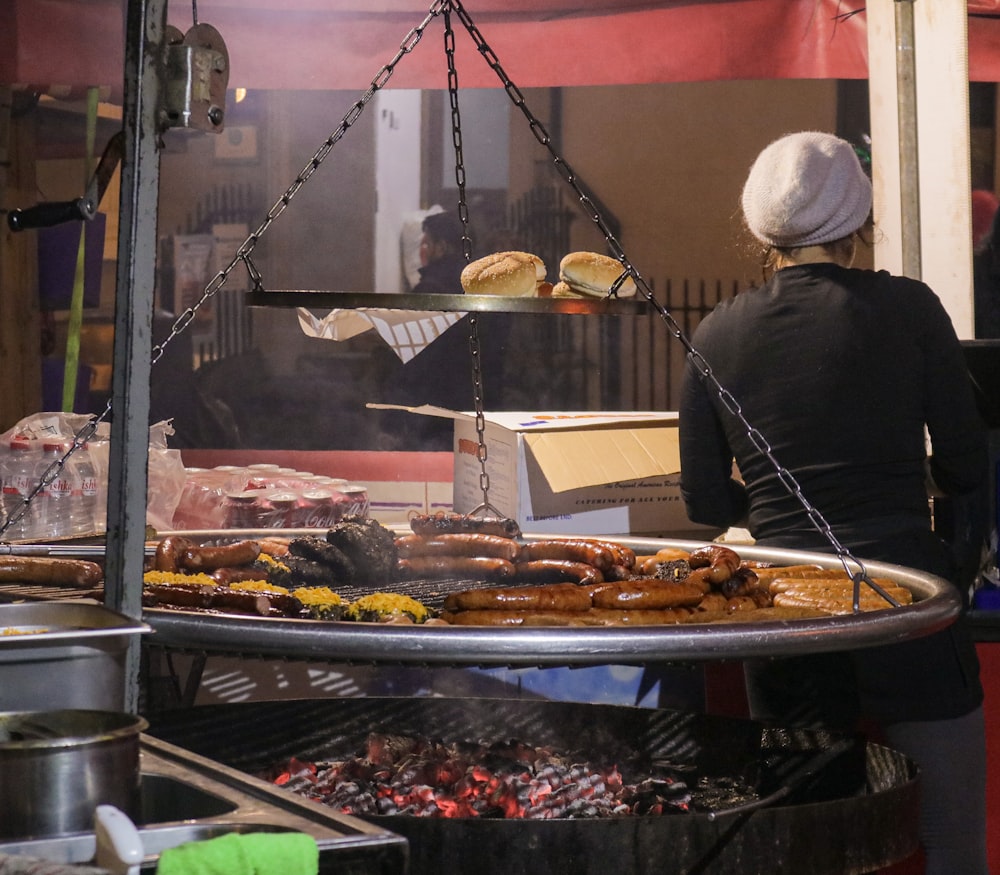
[
  {"x1": 1, "y1": 439, "x2": 40, "y2": 540},
  {"x1": 71, "y1": 442, "x2": 99, "y2": 536},
  {"x1": 35, "y1": 441, "x2": 78, "y2": 539}
]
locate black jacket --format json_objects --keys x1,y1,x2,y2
[{"x1": 679, "y1": 263, "x2": 987, "y2": 551}]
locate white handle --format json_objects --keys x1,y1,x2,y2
[{"x1": 94, "y1": 805, "x2": 144, "y2": 875}]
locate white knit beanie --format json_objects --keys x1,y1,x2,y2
[{"x1": 741, "y1": 131, "x2": 873, "y2": 247}]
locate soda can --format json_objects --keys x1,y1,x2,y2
[
  {"x1": 258, "y1": 489, "x2": 299, "y2": 528},
  {"x1": 340, "y1": 484, "x2": 369, "y2": 519},
  {"x1": 222, "y1": 490, "x2": 262, "y2": 528},
  {"x1": 298, "y1": 488, "x2": 341, "y2": 529}
]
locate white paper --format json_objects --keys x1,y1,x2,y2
[{"x1": 296, "y1": 307, "x2": 466, "y2": 362}]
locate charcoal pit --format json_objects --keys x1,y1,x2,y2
[{"x1": 147, "y1": 697, "x2": 918, "y2": 875}]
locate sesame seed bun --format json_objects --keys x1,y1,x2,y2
[
  {"x1": 558, "y1": 251, "x2": 637, "y2": 298},
  {"x1": 460, "y1": 251, "x2": 547, "y2": 297}
]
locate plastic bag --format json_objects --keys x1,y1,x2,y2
[
  {"x1": 0, "y1": 412, "x2": 185, "y2": 536},
  {"x1": 146, "y1": 420, "x2": 186, "y2": 532}
]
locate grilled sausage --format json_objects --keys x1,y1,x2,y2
[
  {"x1": 0, "y1": 556, "x2": 103, "y2": 588},
  {"x1": 518, "y1": 538, "x2": 617, "y2": 571},
  {"x1": 440, "y1": 606, "x2": 691, "y2": 626},
  {"x1": 409, "y1": 512, "x2": 521, "y2": 539},
  {"x1": 587, "y1": 578, "x2": 706, "y2": 610},
  {"x1": 142, "y1": 582, "x2": 303, "y2": 617},
  {"x1": 179, "y1": 540, "x2": 261, "y2": 571},
  {"x1": 514, "y1": 559, "x2": 604, "y2": 585},
  {"x1": 395, "y1": 533, "x2": 521, "y2": 562},
  {"x1": 687, "y1": 544, "x2": 741, "y2": 583},
  {"x1": 442, "y1": 581, "x2": 592, "y2": 613},
  {"x1": 441, "y1": 609, "x2": 590, "y2": 626},
  {"x1": 582, "y1": 607, "x2": 691, "y2": 625},
  {"x1": 211, "y1": 566, "x2": 270, "y2": 585},
  {"x1": 717, "y1": 567, "x2": 764, "y2": 599},
  {"x1": 153, "y1": 535, "x2": 192, "y2": 573}
]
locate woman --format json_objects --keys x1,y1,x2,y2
[{"x1": 679, "y1": 131, "x2": 990, "y2": 874}]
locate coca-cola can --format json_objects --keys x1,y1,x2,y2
[
  {"x1": 222, "y1": 490, "x2": 262, "y2": 528},
  {"x1": 298, "y1": 488, "x2": 341, "y2": 529},
  {"x1": 340, "y1": 484, "x2": 370, "y2": 519},
  {"x1": 258, "y1": 490, "x2": 299, "y2": 528}
]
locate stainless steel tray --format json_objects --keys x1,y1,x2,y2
[
  {"x1": 0, "y1": 734, "x2": 407, "y2": 872},
  {"x1": 141, "y1": 534, "x2": 962, "y2": 666},
  {"x1": 247, "y1": 290, "x2": 651, "y2": 315}
]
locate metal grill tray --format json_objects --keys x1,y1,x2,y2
[{"x1": 138, "y1": 532, "x2": 962, "y2": 667}]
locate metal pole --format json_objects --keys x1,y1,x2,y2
[
  {"x1": 894, "y1": 0, "x2": 921, "y2": 279},
  {"x1": 105, "y1": 0, "x2": 166, "y2": 712}
]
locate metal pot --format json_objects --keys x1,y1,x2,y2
[{"x1": 0, "y1": 709, "x2": 147, "y2": 839}]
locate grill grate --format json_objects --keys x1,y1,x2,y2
[{"x1": 0, "y1": 577, "x2": 495, "y2": 610}]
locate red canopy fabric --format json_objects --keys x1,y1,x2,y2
[{"x1": 2, "y1": 0, "x2": 1000, "y2": 97}]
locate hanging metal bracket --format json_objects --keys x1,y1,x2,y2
[{"x1": 161, "y1": 22, "x2": 230, "y2": 133}]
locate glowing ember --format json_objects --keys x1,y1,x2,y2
[{"x1": 267, "y1": 732, "x2": 757, "y2": 820}]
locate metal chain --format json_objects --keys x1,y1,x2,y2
[
  {"x1": 2, "y1": 1, "x2": 447, "y2": 542},
  {"x1": 448, "y1": 0, "x2": 891, "y2": 607},
  {"x1": 443, "y1": 4, "x2": 498, "y2": 518}
]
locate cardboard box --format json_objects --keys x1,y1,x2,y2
[{"x1": 374, "y1": 406, "x2": 720, "y2": 537}]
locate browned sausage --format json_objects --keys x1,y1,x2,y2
[
  {"x1": 396, "y1": 555, "x2": 517, "y2": 581},
  {"x1": 442, "y1": 581, "x2": 593, "y2": 613},
  {"x1": 725, "y1": 595, "x2": 760, "y2": 613},
  {"x1": 211, "y1": 566, "x2": 270, "y2": 585},
  {"x1": 210, "y1": 588, "x2": 305, "y2": 617},
  {"x1": 680, "y1": 567, "x2": 716, "y2": 594},
  {"x1": 0, "y1": 556, "x2": 103, "y2": 588},
  {"x1": 588, "y1": 578, "x2": 706, "y2": 610},
  {"x1": 518, "y1": 538, "x2": 617, "y2": 571},
  {"x1": 747, "y1": 564, "x2": 825, "y2": 579},
  {"x1": 154, "y1": 535, "x2": 192, "y2": 573},
  {"x1": 440, "y1": 605, "x2": 692, "y2": 626},
  {"x1": 440, "y1": 609, "x2": 589, "y2": 626},
  {"x1": 142, "y1": 582, "x2": 213, "y2": 610},
  {"x1": 179, "y1": 540, "x2": 262, "y2": 571},
  {"x1": 694, "y1": 592, "x2": 729, "y2": 612},
  {"x1": 603, "y1": 564, "x2": 633, "y2": 581},
  {"x1": 409, "y1": 512, "x2": 521, "y2": 539},
  {"x1": 687, "y1": 545, "x2": 741, "y2": 583},
  {"x1": 257, "y1": 537, "x2": 291, "y2": 558},
  {"x1": 582, "y1": 607, "x2": 691, "y2": 625},
  {"x1": 142, "y1": 582, "x2": 303, "y2": 617},
  {"x1": 514, "y1": 559, "x2": 604, "y2": 586},
  {"x1": 395, "y1": 533, "x2": 521, "y2": 562},
  {"x1": 717, "y1": 567, "x2": 763, "y2": 599}
]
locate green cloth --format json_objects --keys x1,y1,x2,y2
[{"x1": 156, "y1": 832, "x2": 319, "y2": 875}]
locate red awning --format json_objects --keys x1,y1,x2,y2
[{"x1": 2, "y1": 0, "x2": 1000, "y2": 98}]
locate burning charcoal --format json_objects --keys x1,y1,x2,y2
[{"x1": 267, "y1": 733, "x2": 757, "y2": 822}]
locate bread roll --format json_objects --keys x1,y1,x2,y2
[
  {"x1": 461, "y1": 251, "x2": 546, "y2": 296},
  {"x1": 550, "y1": 281, "x2": 584, "y2": 298},
  {"x1": 558, "y1": 251, "x2": 637, "y2": 298}
]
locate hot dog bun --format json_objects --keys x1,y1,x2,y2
[
  {"x1": 461, "y1": 251, "x2": 546, "y2": 297},
  {"x1": 558, "y1": 251, "x2": 637, "y2": 298}
]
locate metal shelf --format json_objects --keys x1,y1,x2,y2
[{"x1": 246, "y1": 290, "x2": 652, "y2": 315}]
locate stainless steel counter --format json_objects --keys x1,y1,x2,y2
[{"x1": 0, "y1": 734, "x2": 407, "y2": 873}]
